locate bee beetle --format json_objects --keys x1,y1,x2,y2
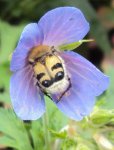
[{"x1": 28, "y1": 45, "x2": 71, "y2": 102}]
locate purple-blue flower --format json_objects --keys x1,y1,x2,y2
[{"x1": 10, "y1": 7, "x2": 109, "y2": 121}]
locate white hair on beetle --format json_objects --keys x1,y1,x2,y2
[{"x1": 44, "y1": 55, "x2": 70, "y2": 94}]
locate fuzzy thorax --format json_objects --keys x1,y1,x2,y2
[{"x1": 28, "y1": 45, "x2": 51, "y2": 63}]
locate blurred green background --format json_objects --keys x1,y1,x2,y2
[{"x1": 0, "y1": 0, "x2": 114, "y2": 150}]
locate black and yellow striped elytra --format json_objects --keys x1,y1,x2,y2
[
  {"x1": 28, "y1": 45, "x2": 71, "y2": 101},
  {"x1": 33, "y1": 54, "x2": 64, "y2": 88}
]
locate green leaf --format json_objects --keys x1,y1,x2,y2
[
  {"x1": 0, "y1": 20, "x2": 25, "y2": 64},
  {"x1": 90, "y1": 108, "x2": 114, "y2": 126},
  {"x1": 0, "y1": 108, "x2": 33, "y2": 150},
  {"x1": 49, "y1": 128, "x2": 67, "y2": 139},
  {"x1": 98, "y1": 67, "x2": 114, "y2": 109},
  {"x1": 0, "y1": 136, "x2": 18, "y2": 149},
  {"x1": 0, "y1": 64, "x2": 11, "y2": 103},
  {"x1": 45, "y1": 96, "x2": 68, "y2": 130},
  {"x1": 61, "y1": 138, "x2": 77, "y2": 150},
  {"x1": 59, "y1": 39, "x2": 94, "y2": 51},
  {"x1": 76, "y1": 143, "x2": 91, "y2": 150},
  {"x1": 105, "y1": 67, "x2": 114, "y2": 109},
  {"x1": 30, "y1": 120, "x2": 44, "y2": 150},
  {"x1": 106, "y1": 131, "x2": 114, "y2": 144}
]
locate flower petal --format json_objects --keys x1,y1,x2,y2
[
  {"x1": 52, "y1": 88, "x2": 95, "y2": 121},
  {"x1": 38, "y1": 7, "x2": 89, "y2": 46},
  {"x1": 61, "y1": 51, "x2": 109, "y2": 96},
  {"x1": 52, "y1": 51, "x2": 109, "y2": 121},
  {"x1": 10, "y1": 23, "x2": 43, "y2": 72},
  {"x1": 10, "y1": 65, "x2": 45, "y2": 120}
]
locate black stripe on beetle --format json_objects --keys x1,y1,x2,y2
[
  {"x1": 37, "y1": 73, "x2": 45, "y2": 81},
  {"x1": 51, "y1": 63, "x2": 63, "y2": 71}
]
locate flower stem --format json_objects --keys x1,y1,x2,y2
[{"x1": 42, "y1": 110, "x2": 51, "y2": 150}]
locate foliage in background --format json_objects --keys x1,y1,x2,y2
[
  {"x1": 0, "y1": 0, "x2": 113, "y2": 55},
  {"x1": 0, "y1": 0, "x2": 114, "y2": 149}
]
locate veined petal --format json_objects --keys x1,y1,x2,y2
[
  {"x1": 52, "y1": 51, "x2": 109, "y2": 121},
  {"x1": 10, "y1": 23, "x2": 43, "y2": 72},
  {"x1": 38, "y1": 7, "x2": 89, "y2": 46},
  {"x1": 53, "y1": 88, "x2": 95, "y2": 121},
  {"x1": 61, "y1": 51, "x2": 109, "y2": 96},
  {"x1": 10, "y1": 65, "x2": 45, "y2": 120}
]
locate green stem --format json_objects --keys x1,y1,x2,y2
[{"x1": 42, "y1": 110, "x2": 51, "y2": 150}]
